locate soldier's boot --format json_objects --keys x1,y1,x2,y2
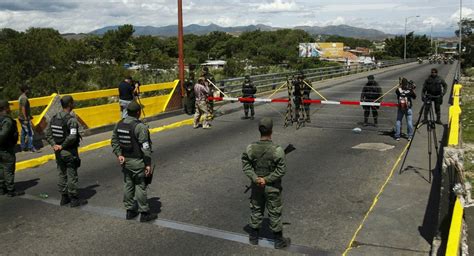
[
  {"x1": 7, "y1": 190, "x2": 25, "y2": 197},
  {"x1": 140, "y1": 212, "x2": 158, "y2": 223},
  {"x1": 241, "y1": 112, "x2": 249, "y2": 120},
  {"x1": 305, "y1": 110, "x2": 311, "y2": 123},
  {"x1": 436, "y1": 114, "x2": 442, "y2": 124},
  {"x1": 60, "y1": 194, "x2": 71, "y2": 206},
  {"x1": 374, "y1": 118, "x2": 378, "y2": 127},
  {"x1": 363, "y1": 118, "x2": 369, "y2": 126},
  {"x1": 274, "y1": 231, "x2": 291, "y2": 249},
  {"x1": 249, "y1": 228, "x2": 259, "y2": 245},
  {"x1": 70, "y1": 196, "x2": 88, "y2": 207},
  {"x1": 250, "y1": 110, "x2": 255, "y2": 120},
  {"x1": 126, "y1": 210, "x2": 139, "y2": 220}
]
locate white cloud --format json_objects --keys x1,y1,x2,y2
[
  {"x1": 450, "y1": 7, "x2": 474, "y2": 22},
  {"x1": 320, "y1": 3, "x2": 399, "y2": 12},
  {"x1": 324, "y1": 16, "x2": 345, "y2": 26},
  {"x1": 256, "y1": 0, "x2": 299, "y2": 13}
]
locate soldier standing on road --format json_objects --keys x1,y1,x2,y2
[
  {"x1": 0, "y1": 100, "x2": 24, "y2": 197},
  {"x1": 193, "y1": 77, "x2": 211, "y2": 129},
  {"x1": 241, "y1": 75, "x2": 257, "y2": 120},
  {"x1": 111, "y1": 101, "x2": 157, "y2": 222},
  {"x1": 422, "y1": 68, "x2": 448, "y2": 124},
  {"x1": 360, "y1": 75, "x2": 383, "y2": 126},
  {"x1": 201, "y1": 67, "x2": 215, "y2": 120},
  {"x1": 241, "y1": 117, "x2": 291, "y2": 249},
  {"x1": 46, "y1": 96, "x2": 87, "y2": 207}
]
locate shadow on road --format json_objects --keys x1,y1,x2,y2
[
  {"x1": 148, "y1": 197, "x2": 162, "y2": 214},
  {"x1": 243, "y1": 218, "x2": 278, "y2": 240},
  {"x1": 15, "y1": 178, "x2": 40, "y2": 191},
  {"x1": 78, "y1": 184, "x2": 100, "y2": 200}
]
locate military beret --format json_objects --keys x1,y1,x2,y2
[
  {"x1": 61, "y1": 95, "x2": 74, "y2": 105},
  {"x1": 0, "y1": 99, "x2": 10, "y2": 109},
  {"x1": 259, "y1": 117, "x2": 273, "y2": 131},
  {"x1": 127, "y1": 100, "x2": 143, "y2": 112},
  {"x1": 367, "y1": 75, "x2": 375, "y2": 80}
]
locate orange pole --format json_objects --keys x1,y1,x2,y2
[{"x1": 177, "y1": 0, "x2": 185, "y2": 96}]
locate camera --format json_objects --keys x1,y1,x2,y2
[{"x1": 407, "y1": 80, "x2": 416, "y2": 90}]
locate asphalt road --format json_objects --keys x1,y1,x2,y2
[{"x1": 1, "y1": 63, "x2": 456, "y2": 255}]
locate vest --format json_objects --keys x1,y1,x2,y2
[
  {"x1": 116, "y1": 119, "x2": 142, "y2": 158},
  {"x1": 242, "y1": 82, "x2": 256, "y2": 97},
  {"x1": 50, "y1": 113, "x2": 78, "y2": 148},
  {"x1": 0, "y1": 115, "x2": 18, "y2": 150}
]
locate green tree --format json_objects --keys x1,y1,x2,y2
[
  {"x1": 456, "y1": 19, "x2": 474, "y2": 68},
  {"x1": 385, "y1": 32, "x2": 431, "y2": 58}
]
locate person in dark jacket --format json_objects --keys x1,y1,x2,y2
[
  {"x1": 360, "y1": 75, "x2": 383, "y2": 126},
  {"x1": 118, "y1": 76, "x2": 139, "y2": 119},
  {"x1": 422, "y1": 68, "x2": 447, "y2": 124}
]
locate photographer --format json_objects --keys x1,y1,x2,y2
[
  {"x1": 422, "y1": 68, "x2": 447, "y2": 124},
  {"x1": 118, "y1": 76, "x2": 139, "y2": 119},
  {"x1": 394, "y1": 78, "x2": 416, "y2": 141}
]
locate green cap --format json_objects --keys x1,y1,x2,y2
[
  {"x1": 0, "y1": 100, "x2": 10, "y2": 109},
  {"x1": 127, "y1": 100, "x2": 143, "y2": 112},
  {"x1": 367, "y1": 75, "x2": 375, "y2": 80},
  {"x1": 61, "y1": 95, "x2": 74, "y2": 105},
  {"x1": 259, "y1": 117, "x2": 273, "y2": 131}
]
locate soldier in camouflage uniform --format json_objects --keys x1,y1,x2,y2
[
  {"x1": 111, "y1": 101, "x2": 157, "y2": 222},
  {"x1": 46, "y1": 96, "x2": 87, "y2": 207},
  {"x1": 241, "y1": 117, "x2": 291, "y2": 249},
  {"x1": 0, "y1": 100, "x2": 24, "y2": 197},
  {"x1": 241, "y1": 75, "x2": 257, "y2": 120}
]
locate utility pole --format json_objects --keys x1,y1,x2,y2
[
  {"x1": 177, "y1": 0, "x2": 185, "y2": 96},
  {"x1": 459, "y1": 0, "x2": 463, "y2": 78}
]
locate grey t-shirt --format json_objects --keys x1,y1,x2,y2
[{"x1": 18, "y1": 94, "x2": 31, "y2": 121}]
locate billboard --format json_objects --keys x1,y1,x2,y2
[{"x1": 299, "y1": 42, "x2": 344, "y2": 59}]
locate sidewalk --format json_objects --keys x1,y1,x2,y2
[{"x1": 347, "y1": 63, "x2": 458, "y2": 255}]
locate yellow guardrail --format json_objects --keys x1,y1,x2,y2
[
  {"x1": 7, "y1": 80, "x2": 179, "y2": 132},
  {"x1": 446, "y1": 197, "x2": 463, "y2": 255},
  {"x1": 445, "y1": 83, "x2": 463, "y2": 255},
  {"x1": 448, "y1": 84, "x2": 462, "y2": 146}
]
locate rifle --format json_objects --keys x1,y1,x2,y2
[{"x1": 244, "y1": 144, "x2": 296, "y2": 193}]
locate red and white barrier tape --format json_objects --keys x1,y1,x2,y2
[{"x1": 208, "y1": 97, "x2": 398, "y2": 108}]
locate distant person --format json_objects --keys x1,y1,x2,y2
[
  {"x1": 394, "y1": 78, "x2": 417, "y2": 141},
  {"x1": 241, "y1": 75, "x2": 257, "y2": 120},
  {"x1": 360, "y1": 75, "x2": 383, "y2": 126},
  {"x1": 111, "y1": 101, "x2": 157, "y2": 222},
  {"x1": 46, "y1": 96, "x2": 87, "y2": 207},
  {"x1": 292, "y1": 72, "x2": 311, "y2": 123},
  {"x1": 18, "y1": 85, "x2": 36, "y2": 152},
  {"x1": 201, "y1": 67, "x2": 215, "y2": 120},
  {"x1": 241, "y1": 117, "x2": 291, "y2": 249},
  {"x1": 118, "y1": 76, "x2": 139, "y2": 119},
  {"x1": 193, "y1": 77, "x2": 211, "y2": 129},
  {"x1": 184, "y1": 72, "x2": 196, "y2": 115},
  {"x1": 422, "y1": 68, "x2": 447, "y2": 124},
  {"x1": 0, "y1": 100, "x2": 24, "y2": 197}
]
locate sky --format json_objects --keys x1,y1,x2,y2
[{"x1": 0, "y1": 0, "x2": 472, "y2": 36}]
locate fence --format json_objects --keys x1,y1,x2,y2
[
  {"x1": 8, "y1": 80, "x2": 179, "y2": 133},
  {"x1": 216, "y1": 59, "x2": 416, "y2": 97},
  {"x1": 441, "y1": 83, "x2": 464, "y2": 255}
]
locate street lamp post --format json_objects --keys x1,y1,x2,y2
[
  {"x1": 404, "y1": 15, "x2": 420, "y2": 61},
  {"x1": 459, "y1": 0, "x2": 463, "y2": 78}
]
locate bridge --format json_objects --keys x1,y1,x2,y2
[{"x1": 0, "y1": 61, "x2": 460, "y2": 255}]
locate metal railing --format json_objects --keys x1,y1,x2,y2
[{"x1": 216, "y1": 59, "x2": 417, "y2": 97}]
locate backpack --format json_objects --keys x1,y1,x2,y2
[{"x1": 398, "y1": 88, "x2": 410, "y2": 110}]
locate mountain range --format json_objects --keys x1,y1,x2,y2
[{"x1": 89, "y1": 23, "x2": 391, "y2": 40}]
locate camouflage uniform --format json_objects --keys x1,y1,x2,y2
[
  {"x1": 202, "y1": 68, "x2": 215, "y2": 120},
  {"x1": 0, "y1": 100, "x2": 22, "y2": 196},
  {"x1": 293, "y1": 75, "x2": 311, "y2": 122},
  {"x1": 111, "y1": 101, "x2": 157, "y2": 222},
  {"x1": 242, "y1": 118, "x2": 290, "y2": 248},
  {"x1": 46, "y1": 97, "x2": 85, "y2": 207},
  {"x1": 242, "y1": 76, "x2": 257, "y2": 119}
]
